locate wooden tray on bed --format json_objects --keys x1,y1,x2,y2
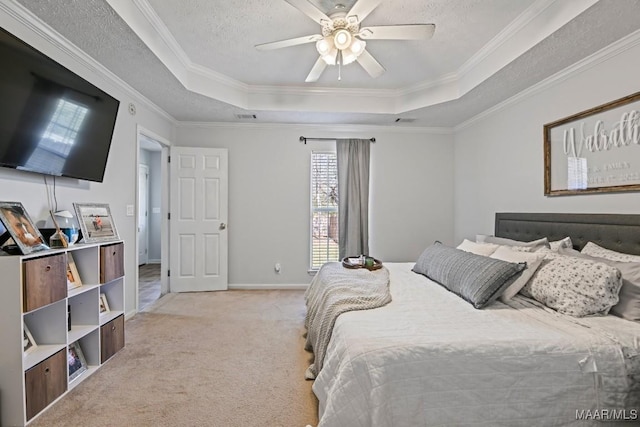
[{"x1": 341, "y1": 256, "x2": 383, "y2": 271}]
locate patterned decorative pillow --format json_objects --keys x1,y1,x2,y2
[
  {"x1": 490, "y1": 246, "x2": 545, "y2": 302},
  {"x1": 581, "y1": 242, "x2": 640, "y2": 263},
  {"x1": 521, "y1": 252, "x2": 623, "y2": 317},
  {"x1": 476, "y1": 235, "x2": 549, "y2": 251},
  {"x1": 413, "y1": 242, "x2": 526, "y2": 309},
  {"x1": 558, "y1": 247, "x2": 640, "y2": 321},
  {"x1": 549, "y1": 237, "x2": 573, "y2": 252},
  {"x1": 456, "y1": 239, "x2": 499, "y2": 256}
]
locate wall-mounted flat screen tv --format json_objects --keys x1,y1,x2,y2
[{"x1": 0, "y1": 27, "x2": 120, "y2": 183}]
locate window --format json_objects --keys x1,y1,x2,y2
[{"x1": 310, "y1": 151, "x2": 339, "y2": 270}]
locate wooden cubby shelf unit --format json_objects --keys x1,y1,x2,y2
[{"x1": 0, "y1": 240, "x2": 126, "y2": 426}]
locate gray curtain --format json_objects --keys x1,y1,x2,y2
[{"x1": 336, "y1": 138, "x2": 370, "y2": 259}]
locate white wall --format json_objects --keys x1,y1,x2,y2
[
  {"x1": 176, "y1": 124, "x2": 454, "y2": 285},
  {"x1": 0, "y1": 9, "x2": 174, "y2": 316},
  {"x1": 454, "y1": 38, "x2": 640, "y2": 243}
]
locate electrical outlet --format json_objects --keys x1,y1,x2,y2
[{"x1": 274, "y1": 263, "x2": 281, "y2": 273}]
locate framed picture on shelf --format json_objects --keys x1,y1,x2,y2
[
  {"x1": 68, "y1": 341, "x2": 88, "y2": 382},
  {"x1": 66, "y1": 253, "x2": 83, "y2": 290},
  {"x1": 99, "y1": 293, "x2": 111, "y2": 314},
  {"x1": 73, "y1": 203, "x2": 119, "y2": 243},
  {"x1": 23, "y1": 324, "x2": 37, "y2": 355},
  {"x1": 0, "y1": 201, "x2": 48, "y2": 255}
]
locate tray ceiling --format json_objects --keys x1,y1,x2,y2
[{"x1": 10, "y1": 0, "x2": 640, "y2": 126}]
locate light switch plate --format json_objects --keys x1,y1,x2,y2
[{"x1": 126, "y1": 204, "x2": 134, "y2": 216}]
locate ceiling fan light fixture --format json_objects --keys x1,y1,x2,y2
[
  {"x1": 316, "y1": 38, "x2": 332, "y2": 55},
  {"x1": 350, "y1": 38, "x2": 365, "y2": 54},
  {"x1": 317, "y1": 37, "x2": 338, "y2": 65},
  {"x1": 333, "y1": 29, "x2": 352, "y2": 50},
  {"x1": 322, "y1": 53, "x2": 337, "y2": 65}
]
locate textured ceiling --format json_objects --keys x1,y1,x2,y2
[
  {"x1": 145, "y1": 0, "x2": 530, "y2": 88},
  {"x1": 11, "y1": 0, "x2": 640, "y2": 126}
]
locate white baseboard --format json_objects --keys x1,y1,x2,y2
[{"x1": 228, "y1": 283, "x2": 309, "y2": 290}]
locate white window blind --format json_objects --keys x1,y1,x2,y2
[{"x1": 310, "y1": 151, "x2": 339, "y2": 270}]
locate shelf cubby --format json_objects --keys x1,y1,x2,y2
[{"x1": 0, "y1": 240, "x2": 125, "y2": 426}]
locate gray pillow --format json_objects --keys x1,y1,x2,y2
[
  {"x1": 476, "y1": 235, "x2": 549, "y2": 251},
  {"x1": 559, "y1": 247, "x2": 640, "y2": 321},
  {"x1": 413, "y1": 242, "x2": 526, "y2": 309}
]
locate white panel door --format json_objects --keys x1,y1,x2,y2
[{"x1": 169, "y1": 147, "x2": 228, "y2": 292}]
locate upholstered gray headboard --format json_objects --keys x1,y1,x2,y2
[{"x1": 495, "y1": 213, "x2": 640, "y2": 256}]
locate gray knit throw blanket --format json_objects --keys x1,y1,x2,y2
[{"x1": 304, "y1": 262, "x2": 391, "y2": 379}]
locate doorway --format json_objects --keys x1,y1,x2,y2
[{"x1": 137, "y1": 127, "x2": 170, "y2": 311}]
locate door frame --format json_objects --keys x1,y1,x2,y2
[
  {"x1": 136, "y1": 125, "x2": 171, "y2": 311},
  {"x1": 138, "y1": 163, "x2": 149, "y2": 265}
]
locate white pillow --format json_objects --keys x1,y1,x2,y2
[
  {"x1": 490, "y1": 246, "x2": 545, "y2": 302},
  {"x1": 549, "y1": 237, "x2": 572, "y2": 252},
  {"x1": 476, "y1": 235, "x2": 548, "y2": 251},
  {"x1": 581, "y1": 241, "x2": 640, "y2": 263},
  {"x1": 456, "y1": 239, "x2": 499, "y2": 256}
]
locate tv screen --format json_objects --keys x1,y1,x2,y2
[{"x1": 0, "y1": 27, "x2": 120, "y2": 182}]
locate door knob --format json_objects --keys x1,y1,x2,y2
[{"x1": 219, "y1": 223, "x2": 227, "y2": 230}]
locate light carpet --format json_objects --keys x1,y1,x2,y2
[{"x1": 30, "y1": 290, "x2": 318, "y2": 427}]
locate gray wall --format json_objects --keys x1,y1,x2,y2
[
  {"x1": 454, "y1": 39, "x2": 640, "y2": 244},
  {"x1": 176, "y1": 124, "x2": 455, "y2": 285}
]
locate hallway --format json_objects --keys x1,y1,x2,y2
[{"x1": 138, "y1": 263, "x2": 161, "y2": 311}]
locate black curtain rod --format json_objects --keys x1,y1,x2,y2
[{"x1": 299, "y1": 136, "x2": 376, "y2": 144}]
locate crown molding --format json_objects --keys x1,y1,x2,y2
[
  {"x1": 132, "y1": 0, "x2": 191, "y2": 68},
  {"x1": 130, "y1": 0, "x2": 249, "y2": 93},
  {"x1": 0, "y1": 0, "x2": 177, "y2": 125},
  {"x1": 455, "y1": 29, "x2": 640, "y2": 132},
  {"x1": 249, "y1": 84, "x2": 397, "y2": 97},
  {"x1": 457, "y1": 0, "x2": 598, "y2": 95},
  {"x1": 176, "y1": 120, "x2": 453, "y2": 135},
  {"x1": 457, "y1": 0, "x2": 556, "y2": 77},
  {"x1": 107, "y1": 0, "x2": 596, "y2": 117}
]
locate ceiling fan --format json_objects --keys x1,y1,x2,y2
[{"x1": 255, "y1": 0, "x2": 435, "y2": 82}]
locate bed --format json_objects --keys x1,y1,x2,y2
[{"x1": 308, "y1": 213, "x2": 640, "y2": 426}]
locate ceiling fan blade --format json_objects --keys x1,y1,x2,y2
[
  {"x1": 305, "y1": 57, "x2": 327, "y2": 82},
  {"x1": 356, "y1": 50, "x2": 385, "y2": 79},
  {"x1": 347, "y1": 0, "x2": 382, "y2": 22},
  {"x1": 359, "y1": 24, "x2": 436, "y2": 40},
  {"x1": 255, "y1": 34, "x2": 323, "y2": 51},
  {"x1": 285, "y1": 0, "x2": 332, "y2": 24}
]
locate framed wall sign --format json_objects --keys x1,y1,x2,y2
[{"x1": 544, "y1": 91, "x2": 640, "y2": 196}]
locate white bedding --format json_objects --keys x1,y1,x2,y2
[{"x1": 312, "y1": 263, "x2": 640, "y2": 426}]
